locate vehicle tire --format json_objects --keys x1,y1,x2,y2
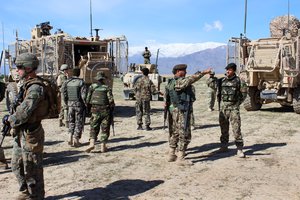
[
  {"x1": 0, "y1": 81, "x2": 6, "y2": 102},
  {"x1": 243, "y1": 86, "x2": 262, "y2": 111},
  {"x1": 293, "y1": 87, "x2": 300, "y2": 114},
  {"x1": 5, "y1": 82, "x2": 18, "y2": 111}
]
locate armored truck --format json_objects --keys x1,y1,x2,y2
[
  {"x1": 4, "y1": 22, "x2": 128, "y2": 112},
  {"x1": 227, "y1": 16, "x2": 300, "y2": 114}
]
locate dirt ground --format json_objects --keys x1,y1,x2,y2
[{"x1": 0, "y1": 77, "x2": 300, "y2": 200}]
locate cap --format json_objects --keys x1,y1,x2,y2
[
  {"x1": 225, "y1": 63, "x2": 237, "y2": 71},
  {"x1": 172, "y1": 64, "x2": 187, "y2": 74}
]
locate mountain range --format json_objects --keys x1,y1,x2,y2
[{"x1": 128, "y1": 45, "x2": 227, "y2": 75}]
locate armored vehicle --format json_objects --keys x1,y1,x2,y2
[
  {"x1": 122, "y1": 63, "x2": 164, "y2": 100},
  {"x1": 3, "y1": 22, "x2": 128, "y2": 112},
  {"x1": 227, "y1": 16, "x2": 300, "y2": 114}
]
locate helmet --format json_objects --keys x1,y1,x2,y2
[
  {"x1": 60, "y1": 64, "x2": 68, "y2": 71},
  {"x1": 15, "y1": 53, "x2": 39, "y2": 70},
  {"x1": 210, "y1": 71, "x2": 215, "y2": 75},
  {"x1": 225, "y1": 63, "x2": 237, "y2": 71}
]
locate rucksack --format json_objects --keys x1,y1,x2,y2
[{"x1": 24, "y1": 77, "x2": 59, "y2": 119}]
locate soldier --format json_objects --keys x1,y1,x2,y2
[
  {"x1": 0, "y1": 147, "x2": 8, "y2": 170},
  {"x1": 3, "y1": 52, "x2": 46, "y2": 199},
  {"x1": 142, "y1": 47, "x2": 151, "y2": 64},
  {"x1": 165, "y1": 64, "x2": 211, "y2": 164},
  {"x1": 217, "y1": 63, "x2": 247, "y2": 158},
  {"x1": 134, "y1": 67, "x2": 159, "y2": 131},
  {"x1": 61, "y1": 68, "x2": 87, "y2": 147},
  {"x1": 85, "y1": 72, "x2": 115, "y2": 153},
  {"x1": 57, "y1": 64, "x2": 70, "y2": 127},
  {"x1": 206, "y1": 71, "x2": 218, "y2": 111}
]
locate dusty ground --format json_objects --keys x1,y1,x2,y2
[{"x1": 0, "y1": 77, "x2": 300, "y2": 200}]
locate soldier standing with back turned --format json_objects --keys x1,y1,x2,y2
[
  {"x1": 85, "y1": 72, "x2": 115, "y2": 153},
  {"x1": 4, "y1": 52, "x2": 46, "y2": 199},
  {"x1": 62, "y1": 68, "x2": 87, "y2": 147},
  {"x1": 217, "y1": 63, "x2": 247, "y2": 158},
  {"x1": 206, "y1": 71, "x2": 218, "y2": 111},
  {"x1": 57, "y1": 64, "x2": 70, "y2": 127},
  {"x1": 165, "y1": 64, "x2": 211, "y2": 165}
]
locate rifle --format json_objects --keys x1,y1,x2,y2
[
  {"x1": 183, "y1": 94, "x2": 192, "y2": 132},
  {"x1": 110, "y1": 107, "x2": 115, "y2": 136},
  {"x1": 163, "y1": 103, "x2": 169, "y2": 130},
  {"x1": 0, "y1": 115, "x2": 11, "y2": 147},
  {"x1": 217, "y1": 78, "x2": 223, "y2": 111}
]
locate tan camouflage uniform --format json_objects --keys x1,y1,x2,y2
[
  {"x1": 57, "y1": 71, "x2": 68, "y2": 126},
  {"x1": 206, "y1": 75, "x2": 218, "y2": 111},
  {"x1": 134, "y1": 75, "x2": 158, "y2": 128}
]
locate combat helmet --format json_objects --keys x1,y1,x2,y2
[
  {"x1": 60, "y1": 64, "x2": 68, "y2": 71},
  {"x1": 210, "y1": 71, "x2": 215, "y2": 75},
  {"x1": 15, "y1": 52, "x2": 39, "y2": 70}
]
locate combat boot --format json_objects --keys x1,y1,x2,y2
[
  {"x1": 137, "y1": 125, "x2": 143, "y2": 130},
  {"x1": 100, "y1": 143, "x2": 107, "y2": 153},
  {"x1": 73, "y1": 138, "x2": 81, "y2": 148},
  {"x1": 237, "y1": 147, "x2": 245, "y2": 158},
  {"x1": 177, "y1": 151, "x2": 193, "y2": 166},
  {"x1": 145, "y1": 125, "x2": 152, "y2": 131},
  {"x1": 85, "y1": 139, "x2": 95, "y2": 153},
  {"x1": 167, "y1": 147, "x2": 177, "y2": 162},
  {"x1": 68, "y1": 135, "x2": 73, "y2": 146},
  {"x1": 16, "y1": 191, "x2": 30, "y2": 200}
]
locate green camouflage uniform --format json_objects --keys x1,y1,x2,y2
[
  {"x1": 8, "y1": 78, "x2": 47, "y2": 199},
  {"x1": 62, "y1": 77, "x2": 87, "y2": 140},
  {"x1": 86, "y1": 82, "x2": 114, "y2": 143},
  {"x1": 206, "y1": 76, "x2": 218, "y2": 110},
  {"x1": 218, "y1": 74, "x2": 247, "y2": 148},
  {"x1": 165, "y1": 72, "x2": 206, "y2": 151},
  {"x1": 134, "y1": 75, "x2": 158, "y2": 126},
  {"x1": 142, "y1": 49, "x2": 151, "y2": 64}
]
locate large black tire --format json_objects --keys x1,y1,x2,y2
[
  {"x1": 293, "y1": 87, "x2": 300, "y2": 114},
  {"x1": 243, "y1": 86, "x2": 262, "y2": 111},
  {"x1": 5, "y1": 82, "x2": 18, "y2": 111},
  {"x1": 0, "y1": 81, "x2": 5, "y2": 102}
]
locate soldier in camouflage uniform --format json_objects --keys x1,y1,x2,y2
[
  {"x1": 134, "y1": 67, "x2": 159, "y2": 131},
  {"x1": 62, "y1": 68, "x2": 87, "y2": 147},
  {"x1": 142, "y1": 47, "x2": 151, "y2": 64},
  {"x1": 218, "y1": 63, "x2": 247, "y2": 158},
  {"x1": 0, "y1": 147, "x2": 8, "y2": 170},
  {"x1": 206, "y1": 71, "x2": 218, "y2": 111},
  {"x1": 85, "y1": 72, "x2": 115, "y2": 153},
  {"x1": 165, "y1": 64, "x2": 211, "y2": 164},
  {"x1": 4, "y1": 53, "x2": 46, "y2": 199},
  {"x1": 57, "y1": 64, "x2": 70, "y2": 127}
]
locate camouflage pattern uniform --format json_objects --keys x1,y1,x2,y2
[
  {"x1": 9, "y1": 79, "x2": 47, "y2": 199},
  {"x1": 86, "y1": 78, "x2": 114, "y2": 144},
  {"x1": 142, "y1": 47, "x2": 151, "y2": 64},
  {"x1": 219, "y1": 73, "x2": 247, "y2": 149},
  {"x1": 165, "y1": 70, "x2": 207, "y2": 152},
  {"x1": 134, "y1": 72, "x2": 158, "y2": 129},
  {"x1": 0, "y1": 147, "x2": 8, "y2": 169},
  {"x1": 206, "y1": 74, "x2": 218, "y2": 111},
  {"x1": 62, "y1": 73, "x2": 87, "y2": 144},
  {"x1": 57, "y1": 64, "x2": 69, "y2": 126}
]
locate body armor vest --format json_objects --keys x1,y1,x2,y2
[
  {"x1": 66, "y1": 78, "x2": 83, "y2": 101},
  {"x1": 221, "y1": 75, "x2": 241, "y2": 102},
  {"x1": 90, "y1": 84, "x2": 109, "y2": 105}
]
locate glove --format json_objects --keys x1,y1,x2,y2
[{"x1": 2, "y1": 115, "x2": 10, "y2": 126}]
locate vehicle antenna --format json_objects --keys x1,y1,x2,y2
[{"x1": 90, "y1": 0, "x2": 93, "y2": 37}]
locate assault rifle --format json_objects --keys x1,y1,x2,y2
[
  {"x1": 217, "y1": 78, "x2": 223, "y2": 111},
  {"x1": 183, "y1": 94, "x2": 192, "y2": 132},
  {"x1": 110, "y1": 107, "x2": 115, "y2": 136},
  {"x1": 163, "y1": 103, "x2": 169, "y2": 130},
  {"x1": 0, "y1": 115, "x2": 11, "y2": 147}
]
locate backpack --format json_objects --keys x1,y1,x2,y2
[{"x1": 25, "y1": 77, "x2": 59, "y2": 119}]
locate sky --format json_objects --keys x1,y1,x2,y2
[{"x1": 0, "y1": 0, "x2": 300, "y2": 57}]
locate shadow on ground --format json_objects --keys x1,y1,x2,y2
[
  {"x1": 43, "y1": 150, "x2": 89, "y2": 167},
  {"x1": 46, "y1": 179, "x2": 164, "y2": 200}
]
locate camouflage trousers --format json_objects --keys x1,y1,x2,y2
[
  {"x1": 11, "y1": 124, "x2": 45, "y2": 199},
  {"x1": 59, "y1": 92, "x2": 68, "y2": 124},
  {"x1": 135, "y1": 100, "x2": 151, "y2": 126},
  {"x1": 207, "y1": 88, "x2": 217, "y2": 110},
  {"x1": 144, "y1": 58, "x2": 150, "y2": 64},
  {"x1": 89, "y1": 109, "x2": 111, "y2": 143},
  {"x1": 168, "y1": 107, "x2": 191, "y2": 151},
  {"x1": 68, "y1": 106, "x2": 85, "y2": 139},
  {"x1": 219, "y1": 108, "x2": 243, "y2": 147}
]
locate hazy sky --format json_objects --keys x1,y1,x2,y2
[{"x1": 1, "y1": 0, "x2": 299, "y2": 50}]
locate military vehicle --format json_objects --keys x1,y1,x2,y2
[
  {"x1": 122, "y1": 63, "x2": 164, "y2": 100},
  {"x1": 3, "y1": 22, "x2": 128, "y2": 112},
  {"x1": 227, "y1": 15, "x2": 300, "y2": 114}
]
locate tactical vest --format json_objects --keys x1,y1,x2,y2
[
  {"x1": 90, "y1": 84, "x2": 109, "y2": 105},
  {"x1": 221, "y1": 75, "x2": 241, "y2": 102},
  {"x1": 167, "y1": 77, "x2": 195, "y2": 111},
  {"x1": 66, "y1": 78, "x2": 83, "y2": 101}
]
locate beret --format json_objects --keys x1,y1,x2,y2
[{"x1": 172, "y1": 64, "x2": 187, "y2": 74}]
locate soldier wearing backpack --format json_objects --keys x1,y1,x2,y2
[
  {"x1": 3, "y1": 52, "x2": 46, "y2": 199},
  {"x1": 62, "y1": 68, "x2": 87, "y2": 147},
  {"x1": 164, "y1": 64, "x2": 211, "y2": 165}
]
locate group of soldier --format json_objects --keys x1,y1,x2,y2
[{"x1": 0, "y1": 49, "x2": 247, "y2": 199}]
